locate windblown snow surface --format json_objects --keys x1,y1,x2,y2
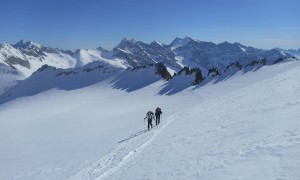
[{"x1": 1, "y1": 61, "x2": 300, "y2": 179}]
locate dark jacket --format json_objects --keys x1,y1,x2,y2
[{"x1": 155, "y1": 108, "x2": 162, "y2": 116}]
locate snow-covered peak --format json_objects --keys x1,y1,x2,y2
[
  {"x1": 13, "y1": 40, "x2": 43, "y2": 49},
  {"x1": 169, "y1": 36, "x2": 196, "y2": 50},
  {"x1": 116, "y1": 38, "x2": 138, "y2": 48},
  {"x1": 171, "y1": 36, "x2": 193, "y2": 44}
]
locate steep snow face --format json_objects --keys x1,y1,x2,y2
[
  {"x1": 73, "y1": 49, "x2": 127, "y2": 69},
  {"x1": 0, "y1": 43, "x2": 26, "y2": 67},
  {"x1": 0, "y1": 41, "x2": 77, "y2": 77},
  {"x1": 1, "y1": 60, "x2": 300, "y2": 180},
  {"x1": 0, "y1": 41, "x2": 115, "y2": 77},
  {"x1": 0, "y1": 41, "x2": 129, "y2": 79}
]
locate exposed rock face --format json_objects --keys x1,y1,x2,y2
[
  {"x1": 207, "y1": 67, "x2": 221, "y2": 77},
  {"x1": 155, "y1": 63, "x2": 172, "y2": 80},
  {"x1": 194, "y1": 68, "x2": 203, "y2": 85},
  {"x1": 5, "y1": 56, "x2": 30, "y2": 69},
  {"x1": 224, "y1": 62, "x2": 243, "y2": 73}
]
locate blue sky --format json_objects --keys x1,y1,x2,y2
[{"x1": 0, "y1": 0, "x2": 299, "y2": 50}]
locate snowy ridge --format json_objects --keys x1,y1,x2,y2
[
  {"x1": 14, "y1": 40, "x2": 43, "y2": 49},
  {"x1": 0, "y1": 62, "x2": 175, "y2": 104}
]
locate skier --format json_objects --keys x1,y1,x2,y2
[
  {"x1": 155, "y1": 107, "x2": 162, "y2": 126},
  {"x1": 144, "y1": 111, "x2": 154, "y2": 130}
]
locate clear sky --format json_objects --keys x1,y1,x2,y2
[{"x1": 0, "y1": 0, "x2": 299, "y2": 50}]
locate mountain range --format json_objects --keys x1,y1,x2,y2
[{"x1": 0, "y1": 37, "x2": 298, "y2": 94}]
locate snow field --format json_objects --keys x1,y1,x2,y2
[
  {"x1": 0, "y1": 80, "x2": 197, "y2": 180},
  {"x1": 0, "y1": 61, "x2": 300, "y2": 179}
]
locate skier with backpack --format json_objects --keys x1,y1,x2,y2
[
  {"x1": 155, "y1": 107, "x2": 162, "y2": 126},
  {"x1": 144, "y1": 111, "x2": 155, "y2": 130}
]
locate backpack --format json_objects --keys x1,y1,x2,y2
[
  {"x1": 147, "y1": 111, "x2": 153, "y2": 119},
  {"x1": 156, "y1": 108, "x2": 161, "y2": 114}
]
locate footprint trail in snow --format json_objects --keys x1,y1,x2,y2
[{"x1": 68, "y1": 113, "x2": 179, "y2": 180}]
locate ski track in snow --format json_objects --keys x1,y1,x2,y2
[{"x1": 67, "y1": 113, "x2": 179, "y2": 180}]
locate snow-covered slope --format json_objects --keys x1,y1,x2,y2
[
  {"x1": 104, "y1": 61, "x2": 300, "y2": 180},
  {"x1": 72, "y1": 49, "x2": 127, "y2": 68},
  {"x1": 0, "y1": 41, "x2": 76, "y2": 77},
  {"x1": 0, "y1": 62, "x2": 172, "y2": 105},
  {"x1": 0, "y1": 41, "x2": 129, "y2": 94},
  {"x1": 0, "y1": 63, "x2": 194, "y2": 180},
  {"x1": 0, "y1": 40, "x2": 129, "y2": 77},
  {"x1": 0, "y1": 60, "x2": 300, "y2": 179}
]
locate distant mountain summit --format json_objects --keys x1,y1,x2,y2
[
  {"x1": 169, "y1": 36, "x2": 197, "y2": 50},
  {"x1": 13, "y1": 40, "x2": 43, "y2": 49}
]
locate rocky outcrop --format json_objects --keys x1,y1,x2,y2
[
  {"x1": 155, "y1": 63, "x2": 172, "y2": 80},
  {"x1": 207, "y1": 67, "x2": 221, "y2": 77}
]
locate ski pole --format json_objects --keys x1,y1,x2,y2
[{"x1": 143, "y1": 117, "x2": 146, "y2": 131}]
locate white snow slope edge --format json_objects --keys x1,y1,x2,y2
[{"x1": 0, "y1": 61, "x2": 300, "y2": 179}]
